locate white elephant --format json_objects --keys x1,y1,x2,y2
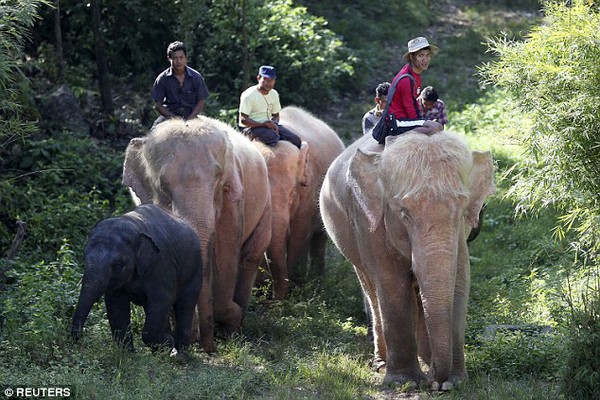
[
  {"x1": 252, "y1": 106, "x2": 345, "y2": 299},
  {"x1": 319, "y1": 132, "x2": 495, "y2": 390}
]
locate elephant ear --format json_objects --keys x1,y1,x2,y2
[
  {"x1": 465, "y1": 151, "x2": 495, "y2": 228},
  {"x1": 224, "y1": 154, "x2": 244, "y2": 203},
  {"x1": 123, "y1": 137, "x2": 153, "y2": 205},
  {"x1": 348, "y1": 148, "x2": 384, "y2": 232},
  {"x1": 136, "y1": 231, "x2": 161, "y2": 275},
  {"x1": 297, "y1": 141, "x2": 310, "y2": 186}
]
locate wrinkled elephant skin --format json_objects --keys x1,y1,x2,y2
[
  {"x1": 123, "y1": 117, "x2": 271, "y2": 352},
  {"x1": 253, "y1": 106, "x2": 345, "y2": 299},
  {"x1": 320, "y1": 132, "x2": 495, "y2": 389},
  {"x1": 71, "y1": 204, "x2": 202, "y2": 353}
]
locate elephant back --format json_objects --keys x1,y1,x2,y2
[
  {"x1": 279, "y1": 106, "x2": 345, "y2": 175},
  {"x1": 381, "y1": 131, "x2": 473, "y2": 199}
]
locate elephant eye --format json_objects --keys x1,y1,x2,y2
[{"x1": 399, "y1": 208, "x2": 411, "y2": 222}]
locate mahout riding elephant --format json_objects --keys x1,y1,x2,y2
[
  {"x1": 123, "y1": 117, "x2": 271, "y2": 352},
  {"x1": 319, "y1": 132, "x2": 495, "y2": 390},
  {"x1": 252, "y1": 106, "x2": 345, "y2": 299},
  {"x1": 71, "y1": 204, "x2": 202, "y2": 353}
]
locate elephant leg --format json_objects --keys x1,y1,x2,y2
[
  {"x1": 213, "y1": 243, "x2": 243, "y2": 336},
  {"x1": 354, "y1": 266, "x2": 386, "y2": 370},
  {"x1": 236, "y1": 210, "x2": 272, "y2": 309},
  {"x1": 142, "y1": 302, "x2": 173, "y2": 350},
  {"x1": 414, "y1": 285, "x2": 431, "y2": 366},
  {"x1": 267, "y1": 234, "x2": 290, "y2": 301},
  {"x1": 309, "y1": 229, "x2": 327, "y2": 276},
  {"x1": 105, "y1": 292, "x2": 134, "y2": 350},
  {"x1": 377, "y1": 267, "x2": 426, "y2": 386},
  {"x1": 449, "y1": 240, "x2": 470, "y2": 385},
  {"x1": 173, "y1": 293, "x2": 199, "y2": 353}
]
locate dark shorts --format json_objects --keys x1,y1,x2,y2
[{"x1": 242, "y1": 125, "x2": 302, "y2": 148}]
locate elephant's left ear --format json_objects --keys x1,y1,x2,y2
[
  {"x1": 466, "y1": 151, "x2": 495, "y2": 228},
  {"x1": 224, "y1": 157, "x2": 244, "y2": 203},
  {"x1": 137, "y1": 232, "x2": 161, "y2": 275},
  {"x1": 298, "y1": 141, "x2": 310, "y2": 186},
  {"x1": 348, "y1": 148, "x2": 384, "y2": 232}
]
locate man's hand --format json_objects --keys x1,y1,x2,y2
[{"x1": 264, "y1": 120, "x2": 279, "y2": 133}]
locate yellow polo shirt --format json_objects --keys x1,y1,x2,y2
[{"x1": 239, "y1": 85, "x2": 281, "y2": 124}]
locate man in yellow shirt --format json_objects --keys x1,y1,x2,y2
[{"x1": 239, "y1": 66, "x2": 302, "y2": 148}]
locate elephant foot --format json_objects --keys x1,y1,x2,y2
[
  {"x1": 429, "y1": 374, "x2": 464, "y2": 392},
  {"x1": 382, "y1": 370, "x2": 428, "y2": 389},
  {"x1": 431, "y1": 381, "x2": 455, "y2": 391},
  {"x1": 372, "y1": 357, "x2": 386, "y2": 373}
]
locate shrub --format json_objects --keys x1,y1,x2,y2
[
  {"x1": 561, "y1": 272, "x2": 600, "y2": 399},
  {"x1": 0, "y1": 132, "x2": 131, "y2": 258},
  {"x1": 479, "y1": 0, "x2": 600, "y2": 258}
]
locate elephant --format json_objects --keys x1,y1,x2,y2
[
  {"x1": 71, "y1": 204, "x2": 202, "y2": 353},
  {"x1": 252, "y1": 106, "x2": 345, "y2": 299},
  {"x1": 319, "y1": 132, "x2": 495, "y2": 390},
  {"x1": 122, "y1": 117, "x2": 271, "y2": 352}
]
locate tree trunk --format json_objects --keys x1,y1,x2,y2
[
  {"x1": 240, "y1": 0, "x2": 252, "y2": 89},
  {"x1": 90, "y1": 0, "x2": 114, "y2": 114},
  {"x1": 54, "y1": 0, "x2": 65, "y2": 82}
]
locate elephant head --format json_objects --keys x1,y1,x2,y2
[
  {"x1": 320, "y1": 131, "x2": 495, "y2": 390},
  {"x1": 71, "y1": 209, "x2": 160, "y2": 342}
]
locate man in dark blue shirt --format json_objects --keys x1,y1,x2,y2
[{"x1": 151, "y1": 41, "x2": 209, "y2": 128}]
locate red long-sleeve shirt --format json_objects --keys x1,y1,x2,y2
[{"x1": 388, "y1": 64, "x2": 421, "y2": 120}]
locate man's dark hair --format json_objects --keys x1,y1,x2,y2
[
  {"x1": 375, "y1": 82, "x2": 390, "y2": 98},
  {"x1": 421, "y1": 86, "x2": 439, "y2": 102},
  {"x1": 167, "y1": 41, "x2": 187, "y2": 58}
]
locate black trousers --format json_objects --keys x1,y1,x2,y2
[{"x1": 242, "y1": 125, "x2": 302, "y2": 149}]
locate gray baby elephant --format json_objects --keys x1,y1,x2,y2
[{"x1": 71, "y1": 204, "x2": 202, "y2": 353}]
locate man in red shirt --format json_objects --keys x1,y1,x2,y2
[{"x1": 387, "y1": 37, "x2": 443, "y2": 138}]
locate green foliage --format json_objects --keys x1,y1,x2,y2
[
  {"x1": 479, "y1": 0, "x2": 600, "y2": 258},
  {"x1": 467, "y1": 330, "x2": 565, "y2": 379},
  {"x1": 0, "y1": 243, "x2": 81, "y2": 359},
  {"x1": 0, "y1": 0, "x2": 50, "y2": 159},
  {"x1": 0, "y1": 131, "x2": 131, "y2": 257},
  {"x1": 560, "y1": 270, "x2": 600, "y2": 399},
  {"x1": 176, "y1": 0, "x2": 356, "y2": 113}
]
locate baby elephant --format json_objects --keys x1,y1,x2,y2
[{"x1": 71, "y1": 204, "x2": 202, "y2": 353}]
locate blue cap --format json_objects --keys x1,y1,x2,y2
[{"x1": 258, "y1": 65, "x2": 276, "y2": 79}]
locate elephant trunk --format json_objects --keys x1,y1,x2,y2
[
  {"x1": 177, "y1": 200, "x2": 217, "y2": 353},
  {"x1": 412, "y1": 240, "x2": 459, "y2": 384},
  {"x1": 71, "y1": 270, "x2": 109, "y2": 342}
]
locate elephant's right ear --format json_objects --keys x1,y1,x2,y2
[
  {"x1": 348, "y1": 148, "x2": 384, "y2": 232},
  {"x1": 123, "y1": 138, "x2": 153, "y2": 205}
]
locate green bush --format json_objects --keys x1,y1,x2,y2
[
  {"x1": 561, "y1": 273, "x2": 600, "y2": 399},
  {"x1": 177, "y1": 0, "x2": 357, "y2": 113},
  {"x1": 479, "y1": 0, "x2": 600, "y2": 258},
  {"x1": 1, "y1": 132, "x2": 131, "y2": 258},
  {"x1": 467, "y1": 330, "x2": 564, "y2": 379},
  {"x1": 0, "y1": 244, "x2": 81, "y2": 360}
]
